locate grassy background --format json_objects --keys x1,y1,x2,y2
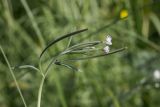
[{"x1": 0, "y1": 0, "x2": 160, "y2": 107}]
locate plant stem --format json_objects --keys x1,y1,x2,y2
[
  {"x1": 37, "y1": 77, "x2": 45, "y2": 107},
  {"x1": 37, "y1": 55, "x2": 61, "y2": 107},
  {"x1": 0, "y1": 45, "x2": 27, "y2": 107}
]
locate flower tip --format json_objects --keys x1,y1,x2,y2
[
  {"x1": 153, "y1": 70, "x2": 160, "y2": 80},
  {"x1": 103, "y1": 46, "x2": 110, "y2": 53},
  {"x1": 105, "y1": 35, "x2": 112, "y2": 45}
]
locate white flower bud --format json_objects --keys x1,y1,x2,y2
[
  {"x1": 153, "y1": 69, "x2": 160, "y2": 80},
  {"x1": 103, "y1": 46, "x2": 110, "y2": 53},
  {"x1": 105, "y1": 35, "x2": 112, "y2": 45}
]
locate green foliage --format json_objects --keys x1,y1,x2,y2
[{"x1": 0, "y1": 0, "x2": 160, "y2": 107}]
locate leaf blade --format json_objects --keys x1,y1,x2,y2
[{"x1": 39, "y1": 28, "x2": 88, "y2": 58}]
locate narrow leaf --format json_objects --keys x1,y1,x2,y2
[
  {"x1": 67, "y1": 41, "x2": 101, "y2": 51},
  {"x1": 54, "y1": 60, "x2": 79, "y2": 72},
  {"x1": 64, "y1": 47, "x2": 127, "y2": 61},
  {"x1": 12, "y1": 65, "x2": 40, "y2": 72},
  {"x1": 150, "y1": 12, "x2": 160, "y2": 35},
  {"x1": 40, "y1": 28, "x2": 88, "y2": 58}
]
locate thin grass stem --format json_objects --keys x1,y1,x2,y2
[
  {"x1": 20, "y1": 0, "x2": 45, "y2": 48},
  {"x1": 0, "y1": 45, "x2": 27, "y2": 107}
]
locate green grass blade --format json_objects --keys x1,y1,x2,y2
[
  {"x1": 0, "y1": 45, "x2": 28, "y2": 107},
  {"x1": 20, "y1": 0, "x2": 45, "y2": 48},
  {"x1": 150, "y1": 12, "x2": 160, "y2": 35}
]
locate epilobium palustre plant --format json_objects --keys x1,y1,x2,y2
[{"x1": 0, "y1": 28, "x2": 127, "y2": 107}]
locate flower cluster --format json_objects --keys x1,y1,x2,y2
[{"x1": 103, "y1": 35, "x2": 112, "y2": 53}]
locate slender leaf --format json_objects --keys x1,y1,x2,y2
[
  {"x1": 55, "y1": 60, "x2": 79, "y2": 72},
  {"x1": 150, "y1": 12, "x2": 160, "y2": 35},
  {"x1": 67, "y1": 41, "x2": 101, "y2": 51},
  {"x1": 64, "y1": 47, "x2": 127, "y2": 61},
  {"x1": 40, "y1": 28, "x2": 88, "y2": 58},
  {"x1": 12, "y1": 65, "x2": 40, "y2": 73}
]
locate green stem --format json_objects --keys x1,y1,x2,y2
[
  {"x1": 37, "y1": 54, "x2": 63, "y2": 107},
  {"x1": 37, "y1": 77, "x2": 45, "y2": 107},
  {"x1": 0, "y1": 45, "x2": 27, "y2": 107}
]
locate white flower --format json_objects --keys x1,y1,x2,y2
[
  {"x1": 103, "y1": 46, "x2": 110, "y2": 53},
  {"x1": 105, "y1": 35, "x2": 112, "y2": 45},
  {"x1": 153, "y1": 69, "x2": 160, "y2": 80}
]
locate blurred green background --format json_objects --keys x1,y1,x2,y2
[{"x1": 0, "y1": 0, "x2": 160, "y2": 107}]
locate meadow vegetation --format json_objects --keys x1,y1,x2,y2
[{"x1": 0, "y1": 0, "x2": 160, "y2": 107}]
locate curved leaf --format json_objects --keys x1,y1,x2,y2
[
  {"x1": 12, "y1": 65, "x2": 40, "y2": 72},
  {"x1": 40, "y1": 28, "x2": 88, "y2": 58}
]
